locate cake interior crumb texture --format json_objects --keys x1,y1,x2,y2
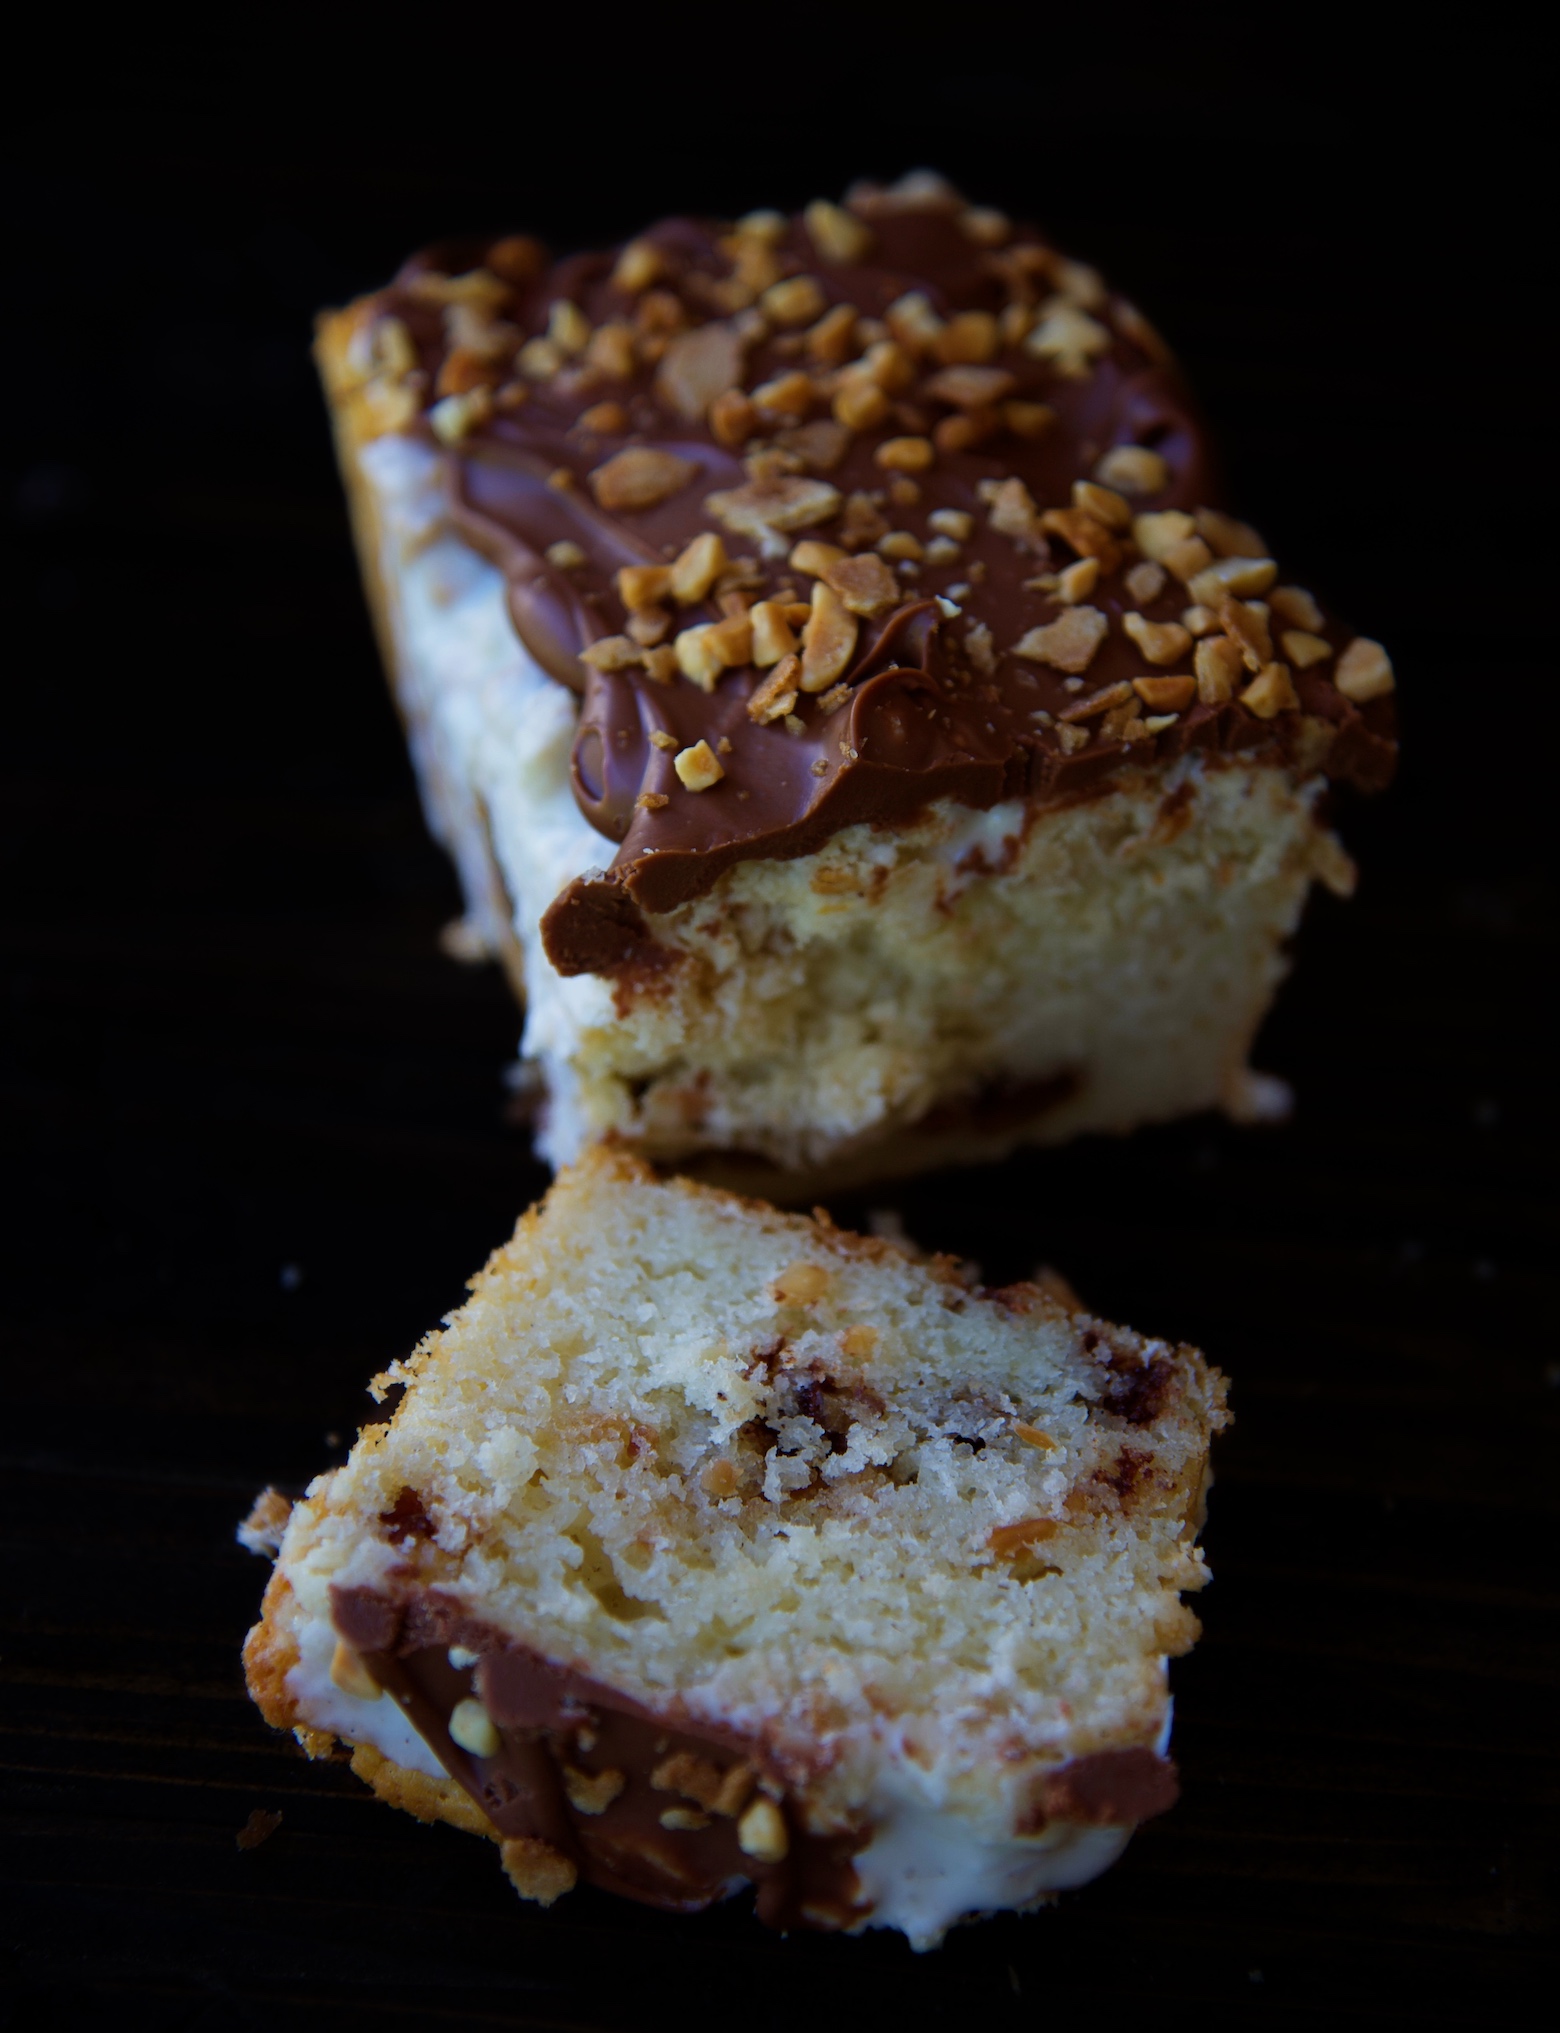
[
  {"x1": 245, "y1": 1148, "x2": 1228, "y2": 1946},
  {"x1": 333, "y1": 429, "x2": 1352, "y2": 1186}
]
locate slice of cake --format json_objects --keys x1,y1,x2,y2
[
  {"x1": 242, "y1": 1147, "x2": 1228, "y2": 1947},
  {"x1": 316, "y1": 169, "x2": 1393, "y2": 1192}
]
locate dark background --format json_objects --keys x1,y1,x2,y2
[{"x1": 3, "y1": 9, "x2": 1555, "y2": 2027}]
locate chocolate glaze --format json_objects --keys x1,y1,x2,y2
[
  {"x1": 331, "y1": 1581, "x2": 1176, "y2": 1932},
  {"x1": 357, "y1": 188, "x2": 1395, "y2": 976}
]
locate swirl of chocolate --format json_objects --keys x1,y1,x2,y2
[{"x1": 359, "y1": 182, "x2": 1395, "y2": 975}]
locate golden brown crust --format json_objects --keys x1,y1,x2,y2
[
  {"x1": 242, "y1": 1566, "x2": 304, "y2": 1734},
  {"x1": 350, "y1": 1743, "x2": 500, "y2": 1840}
]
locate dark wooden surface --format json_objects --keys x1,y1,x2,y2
[{"x1": 3, "y1": 16, "x2": 1556, "y2": 2027}]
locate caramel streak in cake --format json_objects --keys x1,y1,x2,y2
[{"x1": 328, "y1": 179, "x2": 1395, "y2": 978}]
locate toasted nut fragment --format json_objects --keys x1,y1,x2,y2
[
  {"x1": 878, "y1": 530, "x2": 923, "y2": 561},
  {"x1": 1163, "y1": 536, "x2": 1215, "y2": 583},
  {"x1": 752, "y1": 370, "x2": 814, "y2": 420},
  {"x1": 1013, "y1": 1423, "x2": 1058, "y2": 1449},
  {"x1": 500, "y1": 1837, "x2": 576, "y2": 1907},
  {"x1": 748, "y1": 656, "x2": 801, "y2": 723},
  {"x1": 660, "y1": 1806, "x2": 711, "y2": 1831},
  {"x1": 406, "y1": 269, "x2": 511, "y2": 312},
  {"x1": 933, "y1": 409, "x2": 999, "y2": 454},
  {"x1": 708, "y1": 387, "x2": 755, "y2": 449},
  {"x1": 737, "y1": 1797, "x2": 789, "y2": 1863},
  {"x1": 1195, "y1": 635, "x2": 1244, "y2": 704},
  {"x1": 1142, "y1": 714, "x2": 1178, "y2": 734},
  {"x1": 1220, "y1": 596, "x2": 1273, "y2": 671},
  {"x1": 1056, "y1": 722, "x2": 1091, "y2": 754},
  {"x1": 585, "y1": 324, "x2": 637, "y2": 382},
  {"x1": 546, "y1": 540, "x2": 588, "y2": 571},
  {"x1": 857, "y1": 339, "x2": 916, "y2": 392},
  {"x1": 429, "y1": 389, "x2": 493, "y2": 444},
  {"x1": 1056, "y1": 557, "x2": 1099, "y2": 604},
  {"x1": 627, "y1": 608, "x2": 668, "y2": 645},
  {"x1": 1282, "y1": 629, "x2": 1332, "y2": 669},
  {"x1": 1182, "y1": 604, "x2": 1218, "y2": 636},
  {"x1": 563, "y1": 1764, "x2": 625, "y2": 1814},
  {"x1": 329, "y1": 1640, "x2": 381, "y2": 1701},
  {"x1": 1122, "y1": 613, "x2": 1192, "y2": 665},
  {"x1": 1271, "y1": 584, "x2": 1325, "y2": 631},
  {"x1": 667, "y1": 531, "x2": 726, "y2": 605},
  {"x1": 805, "y1": 303, "x2": 859, "y2": 364},
  {"x1": 1025, "y1": 300, "x2": 1110, "y2": 376},
  {"x1": 885, "y1": 290, "x2": 944, "y2": 353},
  {"x1": 612, "y1": 239, "x2": 663, "y2": 293},
  {"x1": 706, "y1": 476, "x2": 843, "y2": 557},
  {"x1": 928, "y1": 507, "x2": 974, "y2": 541},
  {"x1": 1004, "y1": 399, "x2": 1057, "y2": 439},
  {"x1": 673, "y1": 626, "x2": 727, "y2": 691},
  {"x1": 736, "y1": 208, "x2": 787, "y2": 243},
  {"x1": 839, "y1": 492, "x2": 891, "y2": 550},
  {"x1": 1241, "y1": 662, "x2": 1299, "y2": 718},
  {"x1": 618, "y1": 563, "x2": 673, "y2": 609},
  {"x1": 775, "y1": 1261, "x2": 832, "y2": 1304},
  {"x1": 1058, "y1": 681, "x2": 1133, "y2": 723},
  {"x1": 578, "y1": 399, "x2": 629, "y2": 435},
  {"x1": 790, "y1": 539, "x2": 847, "y2": 576},
  {"x1": 641, "y1": 645, "x2": 678, "y2": 684},
  {"x1": 1125, "y1": 561, "x2": 1167, "y2": 606},
  {"x1": 1041, "y1": 507, "x2": 1120, "y2": 571},
  {"x1": 1187, "y1": 555, "x2": 1278, "y2": 604},
  {"x1": 649, "y1": 729, "x2": 678, "y2": 751},
  {"x1": 874, "y1": 434, "x2": 935, "y2": 473},
  {"x1": 1334, "y1": 637, "x2": 1395, "y2": 702},
  {"x1": 800, "y1": 584, "x2": 858, "y2": 690},
  {"x1": 1132, "y1": 510, "x2": 1196, "y2": 562},
  {"x1": 989, "y1": 1516, "x2": 1061, "y2": 1556},
  {"x1": 590, "y1": 447, "x2": 696, "y2": 512},
  {"x1": 805, "y1": 198, "x2": 873, "y2": 264},
  {"x1": 705, "y1": 610, "x2": 753, "y2": 663},
  {"x1": 486, "y1": 235, "x2": 546, "y2": 285},
  {"x1": 821, "y1": 551, "x2": 899, "y2": 616},
  {"x1": 984, "y1": 475, "x2": 1045, "y2": 547},
  {"x1": 1013, "y1": 605, "x2": 1108, "y2": 673},
  {"x1": 657, "y1": 322, "x2": 747, "y2": 422},
  {"x1": 1194, "y1": 506, "x2": 1268, "y2": 558},
  {"x1": 1133, "y1": 675, "x2": 1197, "y2": 711},
  {"x1": 931, "y1": 310, "x2": 1001, "y2": 365},
  {"x1": 1072, "y1": 480, "x2": 1133, "y2": 531},
  {"x1": 762, "y1": 275, "x2": 827, "y2": 327},
  {"x1": 449, "y1": 1698, "x2": 501, "y2": 1758},
  {"x1": 635, "y1": 790, "x2": 669, "y2": 810},
  {"x1": 675, "y1": 739, "x2": 725, "y2": 791},
  {"x1": 749, "y1": 600, "x2": 798, "y2": 665},
  {"x1": 960, "y1": 205, "x2": 1010, "y2": 245},
  {"x1": 1095, "y1": 445, "x2": 1169, "y2": 496},
  {"x1": 579, "y1": 635, "x2": 642, "y2": 673},
  {"x1": 436, "y1": 346, "x2": 501, "y2": 398},
  {"x1": 832, "y1": 376, "x2": 890, "y2": 431},
  {"x1": 547, "y1": 300, "x2": 591, "y2": 357}
]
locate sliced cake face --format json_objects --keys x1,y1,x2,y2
[
  {"x1": 316, "y1": 169, "x2": 1391, "y2": 1189},
  {"x1": 245, "y1": 1150, "x2": 1227, "y2": 1947}
]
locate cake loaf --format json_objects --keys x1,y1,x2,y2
[
  {"x1": 317, "y1": 170, "x2": 1394, "y2": 1189},
  {"x1": 243, "y1": 1147, "x2": 1228, "y2": 1947}
]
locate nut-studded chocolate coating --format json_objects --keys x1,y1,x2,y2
[{"x1": 351, "y1": 178, "x2": 1395, "y2": 976}]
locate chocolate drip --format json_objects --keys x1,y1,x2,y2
[{"x1": 360, "y1": 197, "x2": 1395, "y2": 976}]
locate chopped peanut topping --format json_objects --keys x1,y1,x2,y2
[
  {"x1": 705, "y1": 475, "x2": 843, "y2": 556},
  {"x1": 1132, "y1": 510, "x2": 1196, "y2": 562},
  {"x1": 669, "y1": 531, "x2": 726, "y2": 605},
  {"x1": 933, "y1": 411, "x2": 998, "y2": 454},
  {"x1": 1013, "y1": 606, "x2": 1108, "y2": 672},
  {"x1": 750, "y1": 599, "x2": 798, "y2": 665},
  {"x1": 805, "y1": 199, "x2": 873, "y2": 264},
  {"x1": 762, "y1": 275, "x2": 827, "y2": 327},
  {"x1": 563, "y1": 1765, "x2": 625, "y2": 1814},
  {"x1": 674, "y1": 626, "x2": 728, "y2": 691},
  {"x1": 1187, "y1": 555, "x2": 1277, "y2": 604},
  {"x1": 659, "y1": 1806, "x2": 711, "y2": 1832},
  {"x1": 1195, "y1": 635, "x2": 1244, "y2": 704},
  {"x1": 1056, "y1": 722, "x2": 1090, "y2": 754},
  {"x1": 1194, "y1": 506, "x2": 1268, "y2": 558},
  {"x1": 874, "y1": 435, "x2": 935, "y2": 473},
  {"x1": 612, "y1": 239, "x2": 663, "y2": 293},
  {"x1": 1055, "y1": 557, "x2": 1100, "y2": 604},
  {"x1": 1240, "y1": 662, "x2": 1299, "y2": 719},
  {"x1": 1132, "y1": 675, "x2": 1197, "y2": 711},
  {"x1": 617, "y1": 563, "x2": 673, "y2": 608},
  {"x1": 800, "y1": 583, "x2": 858, "y2": 690},
  {"x1": 1071, "y1": 479, "x2": 1132, "y2": 531},
  {"x1": 709, "y1": 387, "x2": 756, "y2": 448},
  {"x1": 928, "y1": 507, "x2": 973, "y2": 541},
  {"x1": 486, "y1": 236, "x2": 545, "y2": 285},
  {"x1": 1122, "y1": 613, "x2": 1193, "y2": 665},
  {"x1": 1025, "y1": 299, "x2": 1110, "y2": 376},
  {"x1": 924, "y1": 364, "x2": 1017, "y2": 410},
  {"x1": 984, "y1": 475, "x2": 1045, "y2": 547},
  {"x1": 747, "y1": 654, "x2": 801, "y2": 723},
  {"x1": 737, "y1": 1798, "x2": 789, "y2": 1863},
  {"x1": 589, "y1": 447, "x2": 697, "y2": 512},
  {"x1": 579, "y1": 635, "x2": 643, "y2": 673},
  {"x1": 959, "y1": 206, "x2": 1011, "y2": 245},
  {"x1": 1271, "y1": 584, "x2": 1324, "y2": 631},
  {"x1": 428, "y1": 389, "x2": 492, "y2": 444},
  {"x1": 884, "y1": 290, "x2": 944, "y2": 353},
  {"x1": 578, "y1": 400, "x2": 628, "y2": 434},
  {"x1": 1094, "y1": 445, "x2": 1169, "y2": 496},
  {"x1": 1004, "y1": 399, "x2": 1056, "y2": 439},
  {"x1": 547, "y1": 300, "x2": 591, "y2": 356},
  {"x1": 1058, "y1": 680, "x2": 1132, "y2": 723},
  {"x1": 931, "y1": 310, "x2": 1000, "y2": 364},
  {"x1": 1220, "y1": 597, "x2": 1273, "y2": 671},
  {"x1": 752, "y1": 370, "x2": 814, "y2": 420},
  {"x1": 330, "y1": 1640, "x2": 381, "y2": 1702},
  {"x1": 649, "y1": 729, "x2": 677, "y2": 751},
  {"x1": 790, "y1": 539, "x2": 847, "y2": 576},
  {"x1": 821, "y1": 551, "x2": 900, "y2": 616},
  {"x1": 1334, "y1": 637, "x2": 1395, "y2": 702},
  {"x1": 1040, "y1": 507, "x2": 1121, "y2": 571},
  {"x1": 545, "y1": 540, "x2": 587, "y2": 572},
  {"x1": 878, "y1": 530, "x2": 923, "y2": 560},
  {"x1": 675, "y1": 739, "x2": 725, "y2": 790},
  {"x1": 641, "y1": 645, "x2": 678, "y2": 683},
  {"x1": 584, "y1": 322, "x2": 637, "y2": 380},
  {"x1": 635, "y1": 790, "x2": 669, "y2": 810},
  {"x1": 1282, "y1": 629, "x2": 1332, "y2": 669},
  {"x1": 805, "y1": 303, "x2": 859, "y2": 363},
  {"x1": 833, "y1": 376, "x2": 891, "y2": 431},
  {"x1": 656, "y1": 322, "x2": 746, "y2": 422},
  {"x1": 1125, "y1": 560, "x2": 1166, "y2": 606}
]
